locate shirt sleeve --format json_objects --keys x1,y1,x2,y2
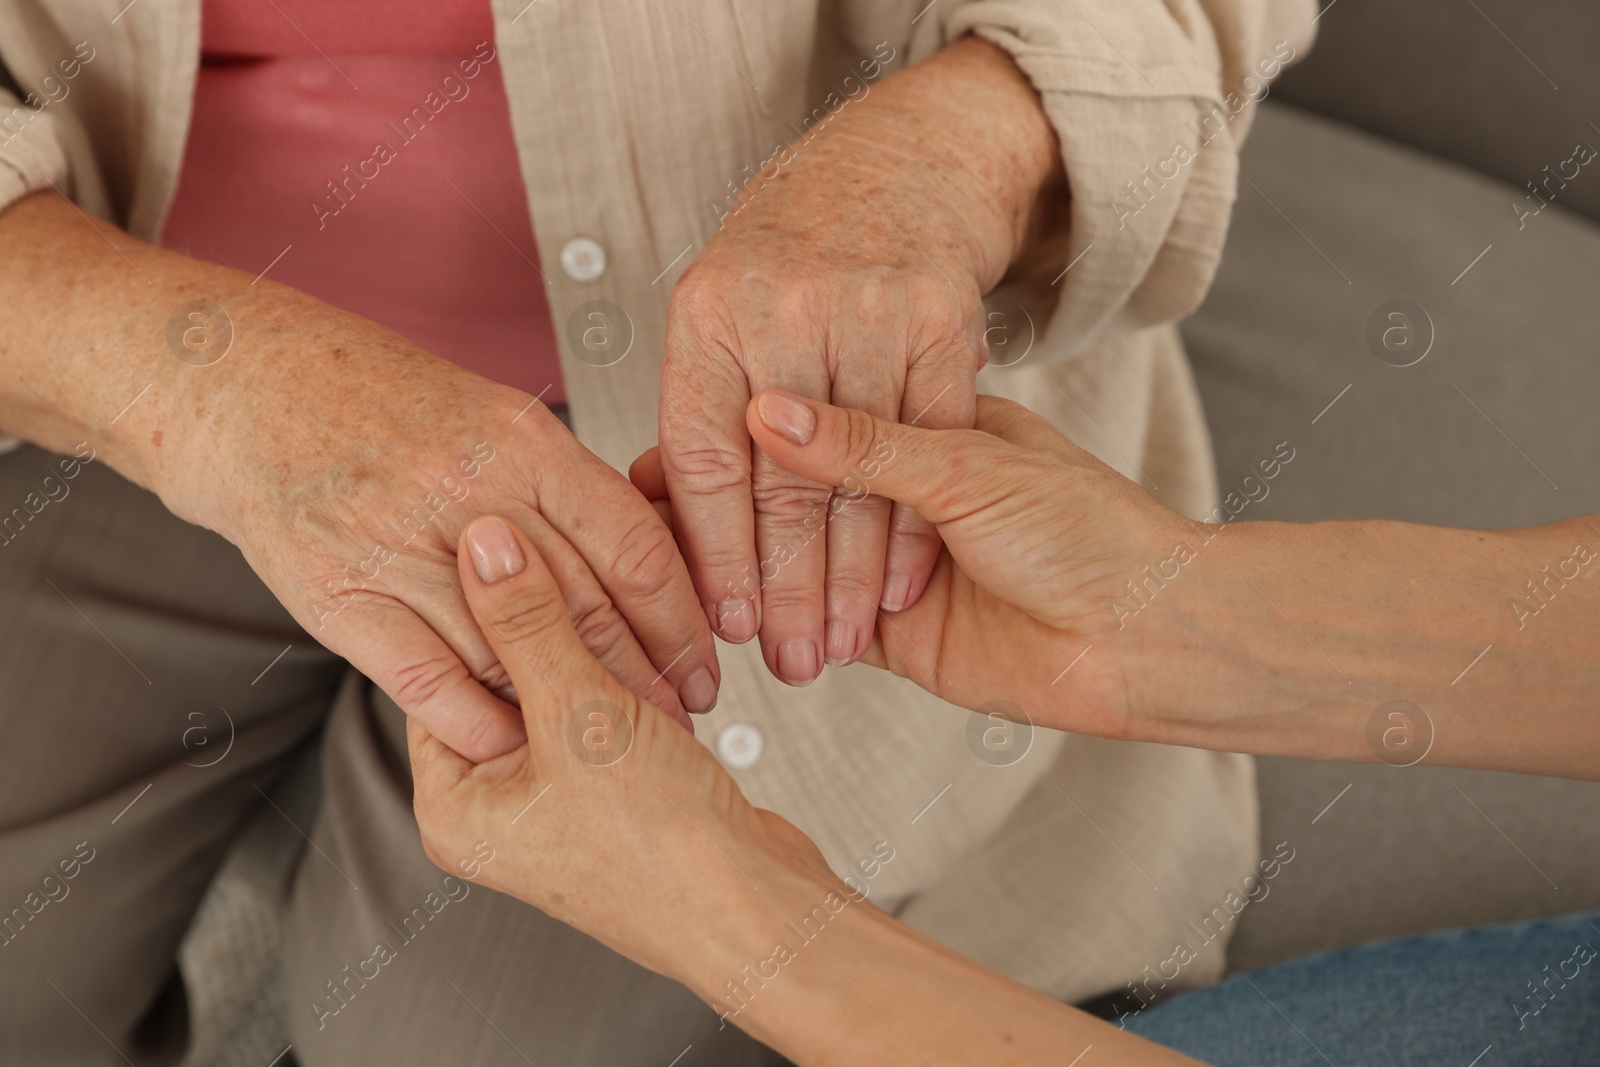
[
  {"x1": 0, "y1": 88, "x2": 68, "y2": 457},
  {"x1": 917, "y1": 0, "x2": 1317, "y2": 358},
  {"x1": 0, "y1": 87, "x2": 70, "y2": 212}
]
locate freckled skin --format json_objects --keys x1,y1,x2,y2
[
  {"x1": 0, "y1": 192, "x2": 720, "y2": 760},
  {"x1": 658, "y1": 36, "x2": 1067, "y2": 680}
]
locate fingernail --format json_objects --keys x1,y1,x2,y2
[
  {"x1": 716, "y1": 598, "x2": 758, "y2": 642},
  {"x1": 467, "y1": 517, "x2": 525, "y2": 585},
  {"x1": 681, "y1": 666, "x2": 719, "y2": 714},
  {"x1": 757, "y1": 392, "x2": 816, "y2": 446},
  {"x1": 881, "y1": 572, "x2": 912, "y2": 612},
  {"x1": 777, "y1": 639, "x2": 821, "y2": 686},
  {"x1": 824, "y1": 620, "x2": 858, "y2": 667}
]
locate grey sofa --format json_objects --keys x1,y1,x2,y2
[{"x1": 1186, "y1": 0, "x2": 1600, "y2": 974}]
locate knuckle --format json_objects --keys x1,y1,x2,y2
[
  {"x1": 489, "y1": 579, "x2": 570, "y2": 649},
  {"x1": 905, "y1": 272, "x2": 953, "y2": 313},
  {"x1": 768, "y1": 282, "x2": 817, "y2": 325},
  {"x1": 888, "y1": 510, "x2": 942, "y2": 547},
  {"x1": 605, "y1": 518, "x2": 682, "y2": 604},
  {"x1": 665, "y1": 273, "x2": 737, "y2": 354},
  {"x1": 669, "y1": 260, "x2": 725, "y2": 311},
  {"x1": 838, "y1": 409, "x2": 883, "y2": 478},
  {"x1": 474, "y1": 658, "x2": 513, "y2": 694},
  {"x1": 908, "y1": 271, "x2": 976, "y2": 321},
  {"x1": 569, "y1": 596, "x2": 630, "y2": 663},
  {"x1": 662, "y1": 438, "x2": 749, "y2": 496},
  {"x1": 703, "y1": 551, "x2": 763, "y2": 598},
  {"x1": 453, "y1": 705, "x2": 519, "y2": 762},
  {"x1": 757, "y1": 579, "x2": 820, "y2": 616},
  {"x1": 824, "y1": 549, "x2": 885, "y2": 594},
  {"x1": 913, "y1": 332, "x2": 982, "y2": 378},
  {"x1": 752, "y1": 478, "x2": 832, "y2": 521},
  {"x1": 895, "y1": 434, "x2": 1004, "y2": 522},
  {"x1": 390, "y1": 653, "x2": 471, "y2": 711},
  {"x1": 825, "y1": 498, "x2": 891, "y2": 553}
]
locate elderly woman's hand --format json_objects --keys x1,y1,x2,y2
[
  {"x1": 408, "y1": 515, "x2": 839, "y2": 989},
  {"x1": 656, "y1": 37, "x2": 1064, "y2": 687}
]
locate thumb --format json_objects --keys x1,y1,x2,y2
[
  {"x1": 456, "y1": 515, "x2": 662, "y2": 744},
  {"x1": 745, "y1": 389, "x2": 1021, "y2": 526}
]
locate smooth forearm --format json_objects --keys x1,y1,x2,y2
[
  {"x1": 688, "y1": 869, "x2": 1197, "y2": 1066},
  {"x1": 1130, "y1": 517, "x2": 1600, "y2": 777}
]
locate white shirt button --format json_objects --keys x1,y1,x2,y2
[
  {"x1": 560, "y1": 236, "x2": 607, "y2": 282},
  {"x1": 717, "y1": 722, "x2": 764, "y2": 769}
]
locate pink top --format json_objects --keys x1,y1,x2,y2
[{"x1": 162, "y1": 0, "x2": 563, "y2": 403}]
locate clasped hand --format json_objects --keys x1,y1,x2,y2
[{"x1": 411, "y1": 389, "x2": 1186, "y2": 992}]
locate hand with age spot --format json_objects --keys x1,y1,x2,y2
[
  {"x1": 0, "y1": 193, "x2": 723, "y2": 762},
  {"x1": 198, "y1": 322, "x2": 724, "y2": 758},
  {"x1": 655, "y1": 36, "x2": 1065, "y2": 686}
]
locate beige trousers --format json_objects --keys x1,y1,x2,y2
[{"x1": 0, "y1": 444, "x2": 782, "y2": 1066}]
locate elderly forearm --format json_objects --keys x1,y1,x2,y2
[
  {"x1": 0, "y1": 192, "x2": 225, "y2": 494},
  {"x1": 0, "y1": 189, "x2": 424, "y2": 539},
  {"x1": 772, "y1": 35, "x2": 1066, "y2": 291},
  {"x1": 0, "y1": 190, "x2": 281, "y2": 530},
  {"x1": 1133, "y1": 517, "x2": 1600, "y2": 778}
]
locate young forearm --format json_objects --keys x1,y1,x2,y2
[
  {"x1": 1136, "y1": 517, "x2": 1600, "y2": 777},
  {"x1": 691, "y1": 872, "x2": 1198, "y2": 1066}
]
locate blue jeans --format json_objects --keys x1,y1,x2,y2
[{"x1": 1123, "y1": 911, "x2": 1600, "y2": 1066}]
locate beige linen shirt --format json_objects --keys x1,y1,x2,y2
[{"x1": 0, "y1": 0, "x2": 1314, "y2": 1002}]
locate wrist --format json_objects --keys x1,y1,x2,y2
[
  {"x1": 688, "y1": 866, "x2": 917, "y2": 1054},
  {"x1": 141, "y1": 281, "x2": 501, "y2": 544},
  {"x1": 810, "y1": 36, "x2": 1063, "y2": 289},
  {"x1": 693, "y1": 860, "x2": 1134, "y2": 1064},
  {"x1": 676, "y1": 847, "x2": 848, "y2": 1015},
  {"x1": 131, "y1": 281, "x2": 314, "y2": 539},
  {"x1": 927, "y1": 35, "x2": 1065, "y2": 277}
]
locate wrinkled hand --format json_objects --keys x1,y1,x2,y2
[
  {"x1": 744, "y1": 389, "x2": 1199, "y2": 739},
  {"x1": 183, "y1": 311, "x2": 720, "y2": 761},
  {"x1": 409, "y1": 516, "x2": 832, "y2": 984},
  {"x1": 657, "y1": 37, "x2": 1062, "y2": 686}
]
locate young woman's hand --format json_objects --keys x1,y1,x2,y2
[
  {"x1": 409, "y1": 516, "x2": 838, "y2": 985},
  {"x1": 743, "y1": 388, "x2": 1600, "y2": 780},
  {"x1": 742, "y1": 387, "x2": 1197, "y2": 741},
  {"x1": 411, "y1": 515, "x2": 1205, "y2": 1067}
]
